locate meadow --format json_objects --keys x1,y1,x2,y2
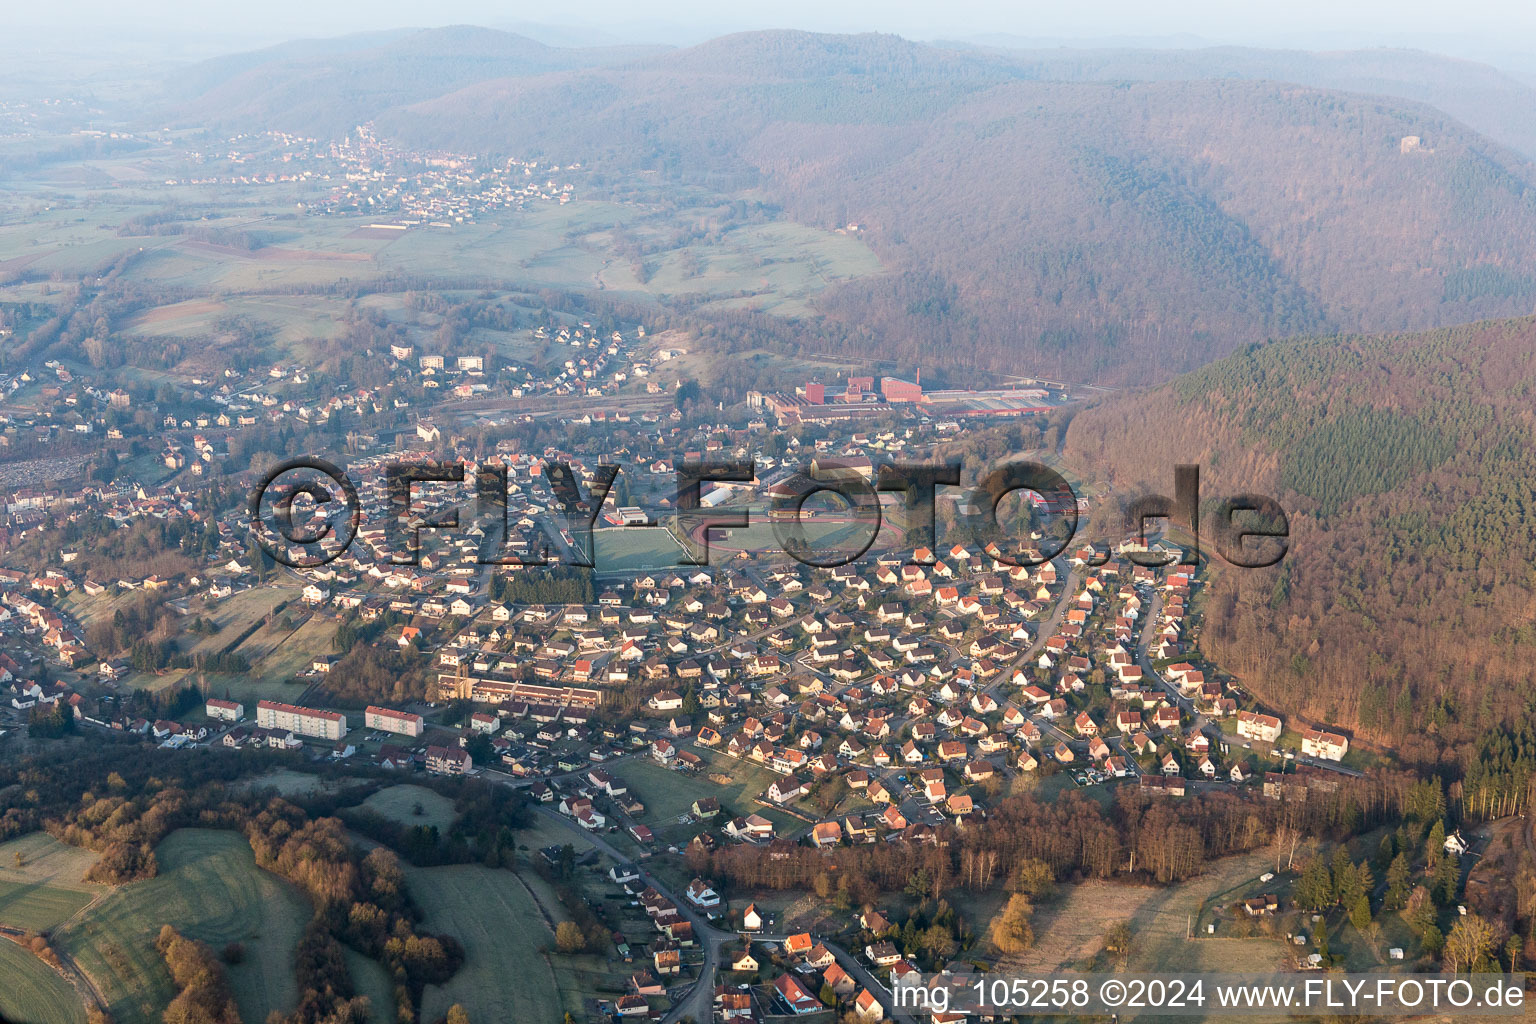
[
  {"x1": 619, "y1": 751, "x2": 800, "y2": 833},
  {"x1": 513, "y1": 810, "x2": 598, "y2": 854},
  {"x1": 53, "y1": 829, "x2": 310, "y2": 1024},
  {"x1": 1, "y1": 171, "x2": 882, "y2": 334},
  {"x1": 343, "y1": 946, "x2": 395, "y2": 1020},
  {"x1": 66, "y1": 584, "x2": 314, "y2": 705},
  {"x1": 239, "y1": 768, "x2": 349, "y2": 797},
  {"x1": 0, "y1": 833, "x2": 103, "y2": 933},
  {"x1": 403, "y1": 863, "x2": 566, "y2": 1024},
  {"x1": 351, "y1": 784, "x2": 460, "y2": 832},
  {"x1": 0, "y1": 938, "x2": 86, "y2": 1024}
]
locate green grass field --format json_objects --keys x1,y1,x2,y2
[
  {"x1": 343, "y1": 946, "x2": 396, "y2": 1021},
  {"x1": 0, "y1": 833, "x2": 104, "y2": 932},
  {"x1": 515, "y1": 812, "x2": 597, "y2": 854},
  {"x1": 352, "y1": 785, "x2": 459, "y2": 832},
  {"x1": 0, "y1": 938, "x2": 86, "y2": 1024},
  {"x1": 593, "y1": 525, "x2": 691, "y2": 573},
  {"x1": 245, "y1": 612, "x2": 339, "y2": 686},
  {"x1": 53, "y1": 829, "x2": 310, "y2": 1024},
  {"x1": 108, "y1": 586, "x2": 307, "y2": 702},
  {"x1": 619, "y1": 752, "x2": 799, "y2": 831},
  {"x1": 239, "y1": 769, "x2": 343, "y2": 797},
  {"x1": 403, "y1": 864, "x2": 565, "y2": 1024}
]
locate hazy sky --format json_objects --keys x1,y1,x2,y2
[{"x1": 16, "y1": 0, "x2": 1536, "y2": 59}]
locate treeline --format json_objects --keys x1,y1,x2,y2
[
  {"x1": 245, "y1": 805, "x2": 463, "y2": 1024},
  {"x1": 126, "y1": 638, "x2": 250, "y2": 674},
  {"x1": 323, "y1": 645, "x2": 430, "y2": 705},
  {"x1": 693, "y1": 774, "x2": 1410, "y2": 900},
  {"x1": 1457, "y1": 727, "x2": 1536, "y2": 820},
  {"x1": 535, "y1": 847, "x2": 621, "y2": 955},
  {"x1": 156, "y1": 926, "x2": 242, "y2": 1024},
  {"x1": 489, "y1": 565, "x2": 595, "y2": 606},
  {"x1": 336, "y1": 777, "x2": 527, "y2": 868}
]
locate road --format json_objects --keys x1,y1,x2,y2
[
  {"x1": 531, "y1": 804, "x2": 727, "y2": 1024},
  {"x1": 1133, "y1": 587, "x2": 1364, "y2": 779},
  {"x1": 530, "y1": 804, "x2": 914, "y2": 1024},
  {"x1": 979, "y1": 560, "x2": 1080, "y2": 705}
]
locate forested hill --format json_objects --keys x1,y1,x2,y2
[
  {"x1": 941, "y1": 44, "x2": 1536, "y2": 161},
  {"x1": 165, "y1": 26, "x2": 670, "y2": 138},
  {"x1": 1062, "y1": 316, "x2": 1536, "y2": 762},
  {"x1": 368, "y1": 31, "x2": 1536, "y2": 382}
]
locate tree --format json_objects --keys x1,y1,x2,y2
[
  {"x1": 554, "y1": 844, "x2": 576, "y2": 881},
  {"x1": 1295, "y1": 859, "x2": 1334, "y2": 911},
  {"x1": 675, "y1": 379, "x2": 701, "y2": 410},
  {"x1": 555, "y1": 922, "x2": 585, "y2": 954},
  {"x1": 1311, "y1": 916, "x2": 1331, "y2": 966},
  {"x1": 1330, "y1": 847, "x2": 1355, "y2": 907},
  {"x1": 1374, "y1": 833, "x2": 1396, "y2": 873},
  {"x1": 820, "y1": 983, "x2": 838, "y2": 1007},
  {"x1": 1008, "y1": 858, "x2": 1056, "y2": 899},
  {"x1": 1431, "y1": 855, "x2": 1460, "y2": 905},
  {"x1": 988, "y1": 894, "x2": 1035, "y2": 953},
  {"x1": 1426, "y1": 821, "x2": 1446, "y2": 866},
  {"x1": 1403, "y1": 886, "x2": 1437, "y2": 937},
  {"x1": 1354, "y1": 860, "x2": 1375, "y2": 899},
  {"x1": 1444, "y1": 915, "x2": 1497, "y2": 974},
  {"x1": 445, "y1": 1005, "x2": 471, "y2": 1024},
  {"x1": 834, "y1": 874, "x2": 853, "y2": 911},
  {"x1": 1349, "y1": 894, "x2": 1372, "y2": 932},
  {"x1": 1384, "y1": 853, "x2": 1411, "y2": 909},
  {"x1": 921, "y1": 924, "x2": 957, "y2": 961},
  {"x1": 1103, "y1": 921, "x2": 1134, "y2": 971}
]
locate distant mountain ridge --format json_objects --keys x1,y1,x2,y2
[
  {"x1": 164, "y1": 26, "x2": 671, "y2": 137},
  {"x1": 372, "y1": 32, "x2": 1536, "y2": 381},
  {"x1": 941, "y1": 43, "x2": 1536, "y2": 160},
  {"x1": 164, "y1": 29, "x2": 1536, "y2": 382}
]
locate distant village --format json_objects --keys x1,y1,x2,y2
[{"x1": 168, "y1": 125, "x2": 581, "y2": 223}]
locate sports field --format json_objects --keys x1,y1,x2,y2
[
  {"x1": 53, "y1": 829, "x2": 310, "y2": 1024},
  {"x1": 593, "y1": 525, "x2": 691, "y2": 572}
]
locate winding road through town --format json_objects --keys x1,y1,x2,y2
[{"x1": 532, "y1": 804, "x2": 915, "y2": 1024}]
